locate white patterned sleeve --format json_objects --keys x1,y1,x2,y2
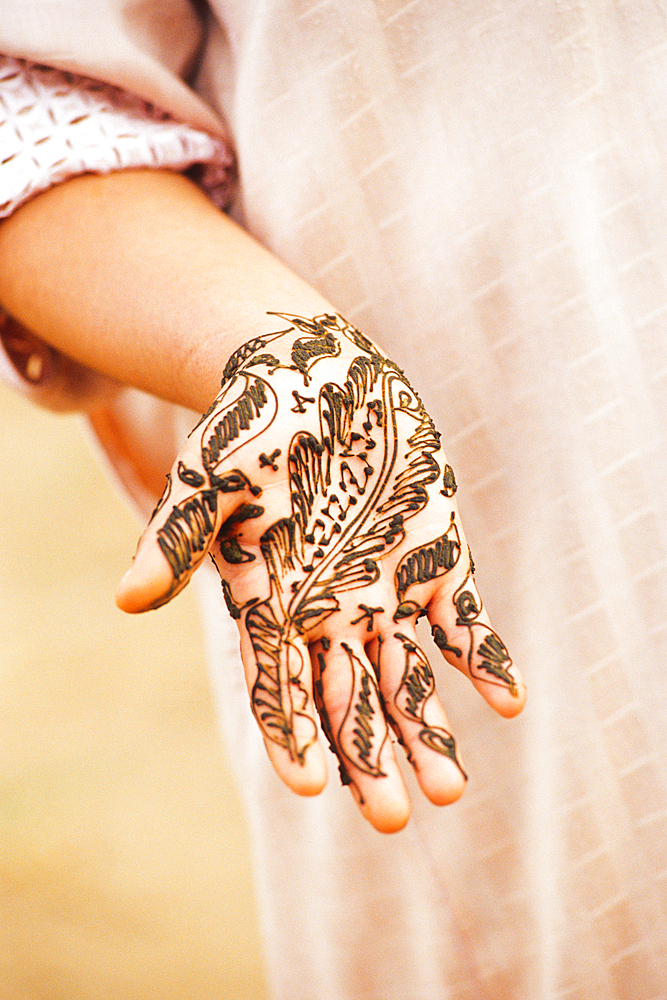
[{"x1": 0, "y1": 55, "x2": 236, "y2": 219}]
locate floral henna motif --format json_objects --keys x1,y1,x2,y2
[{"x1": 149, "y1": 313, "x2": 485, "y2": 774}]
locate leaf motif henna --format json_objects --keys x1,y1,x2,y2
[
  {"x1": 440, "y1": 463, "x2": 457, "y2": 497},
  {"x1": 338, "y1": 643, "x2": 388, "y2": 778},
  {"x1": 449, "y1": 569, "x2": 518, "y2": 696},
  {"x1": 392, "y1": 633, "x2": 466, "y2": 777},
  {"x1": 394, "y1": 512, "x2": 461, "y2": 603},
  {"x1": 200, "y1": 374, "x2": 277, "y2": 472},
  {"x1": 158, "y1": 488, "x2": 219, "y2": 579},
  {"x1": 247, "y1": 602, "x2": 318, "y2": 763}
]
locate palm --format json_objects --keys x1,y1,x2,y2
[{"x1": 118, "y1": 313, "x2": 525, "y2": 831}]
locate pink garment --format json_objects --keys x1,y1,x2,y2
[{"x1": 2, "y1": 3, "x2": 667, "y2": 998}]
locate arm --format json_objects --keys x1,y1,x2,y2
[
  {"x1": 0, "y1": 169, "x2": 329, "y2": 410},
  {"x1": 0, "y1": 169, "x2": 525, "y2": 831}
]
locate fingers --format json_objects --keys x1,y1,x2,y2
[
  {"x1": 427, "y1": 569, "x2": 526, "y2": 718},
  {"x1": 239, "y1": 608, "x2": 328, "y2": 797},
  {"x1": 311, "y1": 637, "x2": 411, "y2": 832},
  {"x1": 367, "y1": 630, "x2": 468, "y2": 806},
  {"x1": 116, "y1": 459, "x2": 262, "y2": 613}
]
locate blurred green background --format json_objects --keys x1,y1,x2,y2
[{"x1": 0, "y1": 385, "x2": 267, "y2": 999}]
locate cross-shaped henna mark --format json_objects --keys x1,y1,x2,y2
[
  {"x1": 259, "y1": 449, "x2": 281, "y2": 471},
  {"x1": 351, "y1": 604, "x2": 385, "y2": 631},
  {"x1": 291, "y1": 390, "x2": 316, "y2": 413}
]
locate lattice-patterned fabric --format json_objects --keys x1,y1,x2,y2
[{"x1": 0, "y1": 55, "x2": 235, "y2": 218}]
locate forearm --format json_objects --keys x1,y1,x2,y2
[{"x1": 0, "y1": 169, "x2": 331, "y2": 411}]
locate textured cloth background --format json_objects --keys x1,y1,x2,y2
[
  {"x1": 1, "y1": 2, "x2": 667, "y2": 998},
  {"x1": 196, "y1": 3, "x2": 667, "y2": 997}
]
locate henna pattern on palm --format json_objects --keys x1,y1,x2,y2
[{"x1": 142, "y1": 312, "x2": 518, "y2": 792}]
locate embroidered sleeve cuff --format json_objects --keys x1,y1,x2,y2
[{"x1": 0, "y1": 55, "x2": 236, "y2": 218}]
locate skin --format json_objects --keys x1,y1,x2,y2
[{"x1": 0, "y1": 170, "x2": 525, "y2": 833}]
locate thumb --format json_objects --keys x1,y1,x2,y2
[{"x1": 116, "y1": 464, "x2": 259, "y2": 613}]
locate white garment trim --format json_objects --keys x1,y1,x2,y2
[{"x1": 0, "y1": 55, "x2": 235, "y2": 218}]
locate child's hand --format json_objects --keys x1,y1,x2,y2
[{"x1": 117, "y1": 313, "x2": 525, "y2": 831}]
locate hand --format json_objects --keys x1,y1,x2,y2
[{"x1": 117, "y1": 313, "x2": 525, "y2": 832}]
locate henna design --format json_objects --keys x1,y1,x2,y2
[
  {"x1": 394, "y1": 512, "x2": 461, "y2": 603},
  {"x1": 392, "y1": 633, "x2": 466, "y2": 777},
  {"x1": 393, "y1": 600, "x2": 428, "y2": 623},
  {"x1": 155, "y1": 313, "x2": 450, "y2": 764},
  {"x1": 338, "y1": 643, "x2": 388, "y2": 778},
  {"x1": 150, "y1": 473, "x2": 173, "y2": 521},
  {"x1": 431, "y1": 623, "x2": 462, "y2": 659},
  {"x1": 158, "y1": 488, "x2": 219, "y2": 578},
  {"x1": 259, "y1": 449, "x2": 281, "y2": 471},
  {"x1": 431, "y1": 562, "x2": 517, "y2": 696},
  {"x1": 157, "y1": 470, "x2": 258, "y2": 581},
  {"x1": 291, "y1": 390, "x2": 316, "y2": 413},
  {"x1": 313, "y1": 647, "x2": 355, "y2": 790},
  {"x1": 219, "y1": 537, "x2": 256, "y2": 564},
  {"x1": 177, "y1": 461, "x2": 205, "y2": 488},
  {"x1": 268, "y1": 311, "x2": 343, "y2": 384},
  {"x1": 219, "y1": 575, "x2": 259, "y2": 620},
  {"x1": 351, "y1": 604, "x2": 385, "y2": 631},
  {"x1": 217, "y1": 503, "x2": 264, "y2": 565},
  {"x1": 217, "y1": 502, "x2": 265, "y2": 536},
  {"x1": 440, "y1": 464, "x2": 457, "y2": 497},
  {"x1": 200, "y1": 374, "x2": 275, "y2": 471}
]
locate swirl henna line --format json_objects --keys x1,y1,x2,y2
[{"x1": 391, "y1": 632, "x2": 467, "y2": 778}]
